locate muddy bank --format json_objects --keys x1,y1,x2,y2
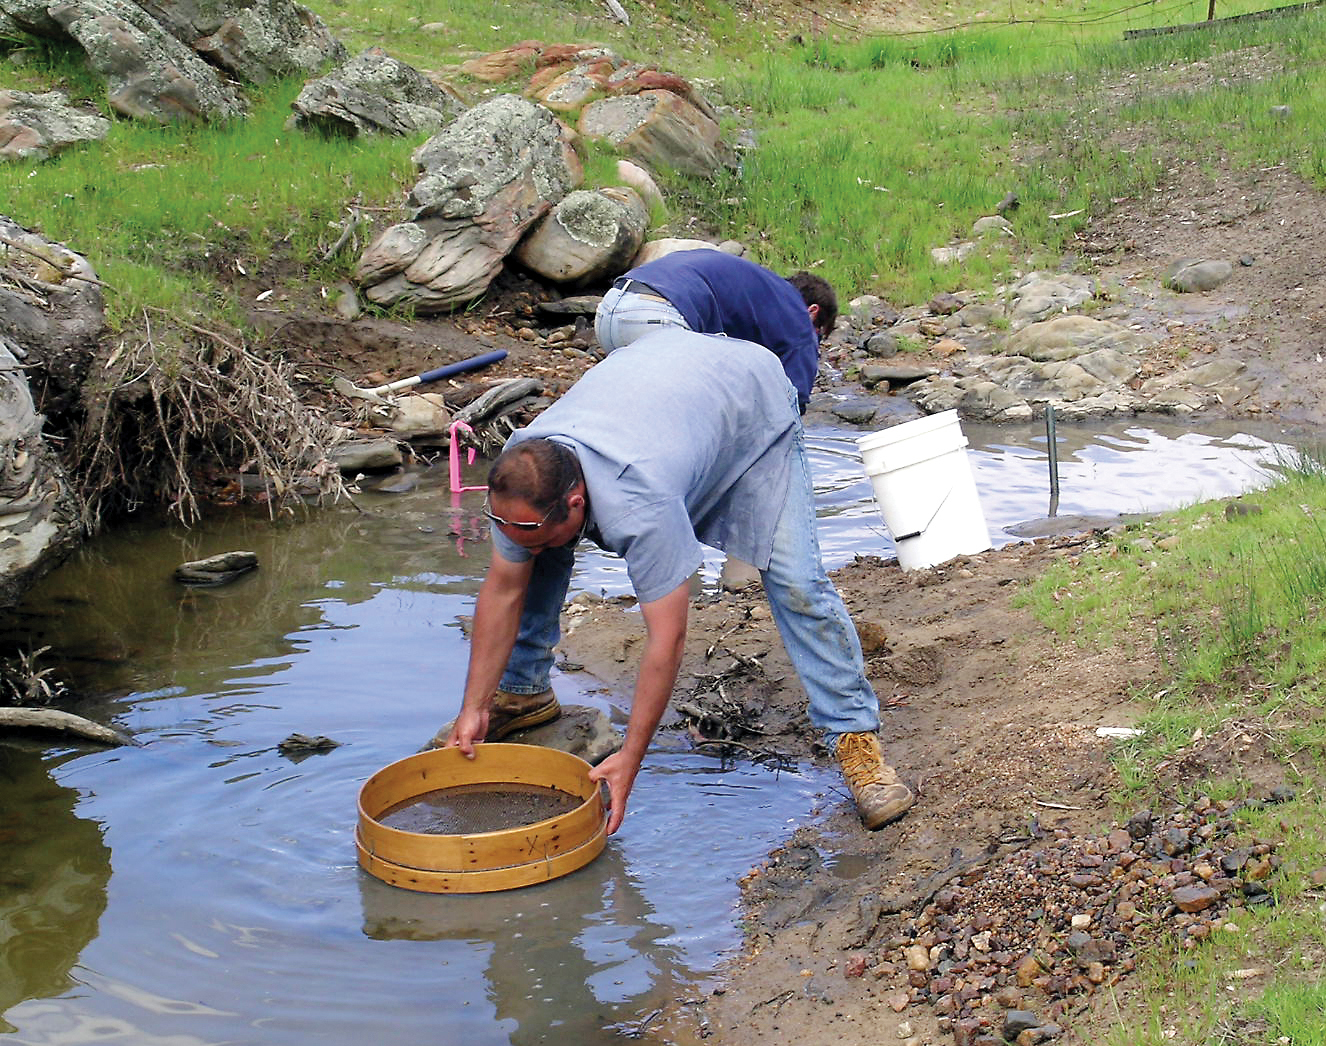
[{"x1": 558, "y1": 528, "x2": 1293, "y2": 1046}]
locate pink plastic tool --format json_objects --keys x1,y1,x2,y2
[{"x1": 449, "y1": 420, "x2": 487, "y2": 494}]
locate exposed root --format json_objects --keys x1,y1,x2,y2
[{"x1": 73, "y1": 309, "x2": 349, "y2": 527}]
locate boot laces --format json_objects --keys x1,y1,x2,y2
[{"x1": 837, "y1": 732, "x2": 885, "y2": 789}]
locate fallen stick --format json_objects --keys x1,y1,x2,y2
[{"x1": 0, "y1": 707, "x2": 137, "y2": 746}]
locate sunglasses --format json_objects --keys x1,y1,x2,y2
[{"x1": 482, "y1": 490, "x2": 568, "y2": 531}]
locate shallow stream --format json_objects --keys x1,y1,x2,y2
[{"x1": 0, "y1": 416, "x2": 1301, "y2": 1045}]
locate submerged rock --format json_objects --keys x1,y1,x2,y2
[
  {"x1": 174, "y1": 550, "x2": 259, "y2": 585},
  {"x1": 429, "y1": 704, "x2": 621, "y2": 765}
]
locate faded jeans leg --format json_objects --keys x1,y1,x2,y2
[
  {"x1": 759, "y1": 425, "x2": 880, "y2": 752},
  {"x1": 500, "y1": 541, "x2": 577, "y2": 695},
  {"x1": 595, "y1": 285, "x2": 690, "y2": 351}
]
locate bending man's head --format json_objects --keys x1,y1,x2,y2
[
  {"x1": 786, "y1": 271, "x2": 838, "y2": 339},
  {"x1": 487, "y1": 439, "x2": 583, "y2": 527}
]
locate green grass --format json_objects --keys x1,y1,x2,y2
[
  {"x1": 6, "y1": 0, "x2": 1326, "y2": 318},
  {"x1": 0, "y1": 79, "x2": 416, "y2": 326},
  {"x1": 1018, "y1": 453, "x2": 1326, "y2": 1043},
  {"x1": 1093, "y1": 795, "x2": 1326, "y2": 1046}
]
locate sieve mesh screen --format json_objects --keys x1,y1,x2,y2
[{"x1": 379, "y1": 782, "x2": 583, "y2": 835}]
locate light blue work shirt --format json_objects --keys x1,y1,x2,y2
[{"x1": 491, "y1": 329, "x2": 800, "y2": 603}]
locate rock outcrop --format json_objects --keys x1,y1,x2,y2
[
  {"x1": 0, "y1": 219, "x2": 101, "y2": 605},
  {"x1": 513, "y1": 186, "x2": 649, "y2": 286},
  {"x1": 354, "y1": 94, "x2": 582, "y2": 312},
  {"x1": 289, "y1": 47, "x2": 463, "y2": 138},
  {"x1": 0, "y1": 0, "x2": 344, "y2": 122},
  {"x1": 0, "y1": 89, "x2": 110, "y2": 161},
  {"x1": 459, "y1": 41, "x2": 726, "y2": 176}
]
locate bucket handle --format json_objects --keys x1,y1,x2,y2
[{"x1": 891, "y1": 483, "x2": 961, "y2": 542}]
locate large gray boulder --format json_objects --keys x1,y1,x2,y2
[
  {"x1": 355, "y1": 95, "x2": 582, "y2": 312},
  {"x1": 289, "y1": 47, "x2": 462, "y2": 137},
  {"x1": 0, "y1": 220, "x2": 95, "y2": 602},
  {"x1": 0, "y1": 215, "x2": 104, "y2": 420},
  {"x1": 46, "y1": 0, "x2": 247, "y2": 122},
  {"x1": 0, "y1": 0, "x2": 345, "y2": 119},
  {"x1": 138, "y1": 0, "x2": 346, "y2": 84},
  {"x1": 0, "y1": 0, "x2": 62, "y2": 35},
  {"x1": 0, "y1": 333, "x2": 81, "y2": 608},
  {"x1": 578, "y1": 89, "x2": 723, "y2": 176},
  {"x1": 0, "y1": 89, "x2": 110, "y2": 160},
  {"x1": 513, "y1": 186, "x2": 648, "y2": 286},
  {"x1": 1163, "y1": 258, "x2": 1235, "y2": 293}
]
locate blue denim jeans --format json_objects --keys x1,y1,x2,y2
[
  {"x1": 499, "y1": 420, "x2": 881, "y2": 749},
  {"x1": 499, "y1": 539, "x2": 576, "y2": 696},
  {"x1": 759, "y1": 422, "x2": 880, "y2": 750},
  {"x1": 594, "y1": 284, "x2": 690, "y2": 351}
]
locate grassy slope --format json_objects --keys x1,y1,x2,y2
[{"x1": 6, "y1": 0, "x2": 1326, "y2": 317}]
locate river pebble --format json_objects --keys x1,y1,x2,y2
[{"x1": 879, "y1": 796, "x2": 1283, "y2": 1043}]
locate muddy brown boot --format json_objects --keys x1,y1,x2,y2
[
  {"x1": 835, "y1": 732, "x2": 914, "y2": 830},
  {"x1": 427, "y1": 689, "x2": 561, "y2": 749},
  {"x1": 486, "y1": 688, "x2": 561, "y2": 740}
]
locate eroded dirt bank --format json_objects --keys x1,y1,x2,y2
[{"x1": 560, "y1": 528, "x2": 1293, "y2": 1046}]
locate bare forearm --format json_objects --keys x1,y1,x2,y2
[
  {"x1": 620, "y1": 633, "x2": 685, "y2": 761},
  {"x1": 460, "y1": 571, "x2": 527, "y2": 710}
]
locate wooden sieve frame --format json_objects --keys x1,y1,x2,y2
[{"x1": 356, "y1": 744, "x2": 608, "y2": 894}]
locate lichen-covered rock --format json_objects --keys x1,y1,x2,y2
[
  {"x1": 0, "y1": 89, "x2": 110, "y2": 161},
  {"x1": 2, "y1": 0, "x2": 343, "y2": 118},
  {"x1": 47, "y1": 0, "x2": 247, "y2": 122},
  {"x1": 579, "y1": 90, "x2": 722, "y2": 176},
  {"x1": 289, "y1": 48, "x2": 462, "y2": 137},
  {"x1": 408, "y1": 94, "x2": 581, "y2": 221},
  {"x1": 180, "y1": 0, "x2": 347, "y2": 84},
  {"x1": 513, "y1": 186, "x2": 648, "y2": 286},
  {"x1": 357, "y1": 95, "x2": 582, "y2": 312}
]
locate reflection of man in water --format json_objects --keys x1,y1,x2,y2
[
  {"x1": 358, "y1": 845, "x2": 692, "y2": 1045},
  {"x1": 0, "y1": 748, "x2": 110, "y2": 1029}
]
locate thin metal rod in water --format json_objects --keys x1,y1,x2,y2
[{"x1": 1046, "y1": 405, "x2": 1060, "y2": 518}]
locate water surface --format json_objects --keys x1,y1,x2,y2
[{"x1": 0, "y1": 417, "x2": 1300, "y2": 1044}]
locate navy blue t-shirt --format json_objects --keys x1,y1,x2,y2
[{"x1": 624, "y1": 250, "x2": 819, "y2": 411}]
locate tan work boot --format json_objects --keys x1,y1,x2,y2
[
  {"x1": 486, "y1": 688, "x2": 561, "y2": 740},
  {"x1": 835, "y1": 732, "x2": 914, "y2": 830},
  {"x1": 429, "y1": 689, "x2": 561, "y2": 749}
]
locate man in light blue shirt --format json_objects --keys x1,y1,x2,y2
[{"x1": 443, "y1": 328, "x2": 913, "y2": 833}]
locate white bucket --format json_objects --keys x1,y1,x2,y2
[{"x1": 856, "y1": 410, "x2": 991, "y2": 571}]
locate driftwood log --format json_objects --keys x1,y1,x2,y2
[{"x1": 0, "y1": 706, "x2": 136, "y2": 746}]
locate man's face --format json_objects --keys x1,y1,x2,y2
[{"x1": 486, "y1": 487, "x2": 587, "y2": 554}]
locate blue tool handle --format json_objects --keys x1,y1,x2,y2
[{"x1": 417, "y1": 350, "x2": 508, "y2": 385}]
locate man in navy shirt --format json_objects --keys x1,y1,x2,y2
[
  {"x1": 594, "y1": 249, "x2": 837, "y2": 414},
  {"x1": 443, "y1": 329, "x2": 913, "y2": 835}
]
